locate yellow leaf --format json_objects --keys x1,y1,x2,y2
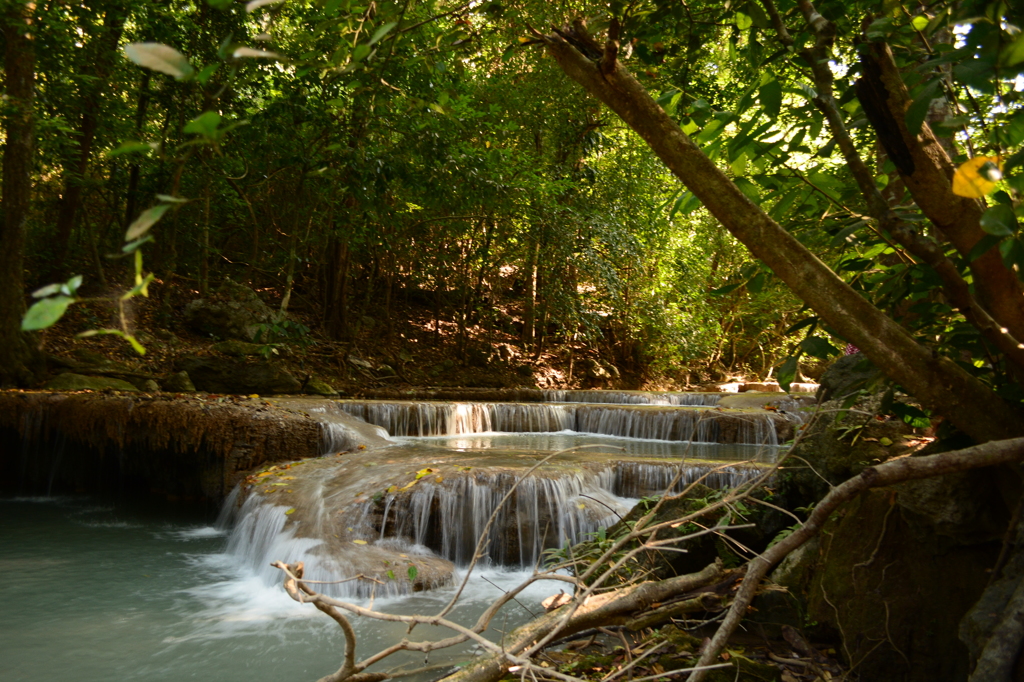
[
  {"x1": 435, "y1": 475, "x2": 443, "y2": 483},
  {"x1": 400, "y1": 479, "x2": 419, "y2": 491},
  {"x1": 415, "y1": 467, "x2": 438, "y2": 480},
  {"x1": 257, "y1": 471, "x2": 274, "y2": 478},
  {"x1": 387, "y1": 485, "x2": 397, "y2": 493},
  {"x1": 952, "y1": 156, "x2": 1002, "y2": 198},
  {"x1": 352, "y1": 539, "x2": 368, "y2": 545},
  {"x1": 249, "y1": 393, "x2": 259, "y2": 398},
  {"x1": 279, "y1": 476, "x2": 296, "y2": 480},
  {"x1": 285, "y1": 508, "x2": 296, "y2": 515}
]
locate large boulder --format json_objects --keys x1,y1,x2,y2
[
  {"x1": 175, "y1": 356, "x2": 301, "y2": 394},
  {"x1": 183, "y1": 279, "x2": 275, "y2": 341},
  {"x1": 779, "y1": 488, "x2": 1000, "y2": 682}
]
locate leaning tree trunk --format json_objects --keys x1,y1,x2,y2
[
  {"x1": 0, "y1": 1, "x2": 42, "y2": 387},
  {"x1": 535, "y1": 21, "x2": 1024, "y2": 444}
]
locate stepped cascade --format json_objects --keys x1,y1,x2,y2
[
  {"x1": 335, "y1": 399, "x2": 797, "y2": 445},
  {"x1": 222, "y1": 391, "x2": 796, "y2": 597}
]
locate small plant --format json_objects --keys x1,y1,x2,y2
[{"x1": 252, "y1": 319, "x2": 315, "y2": 359}]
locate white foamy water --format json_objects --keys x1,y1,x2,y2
[{"x1": 1, "y1": 496, "x2": 563, "y2": 682}]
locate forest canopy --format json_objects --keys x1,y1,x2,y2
[{"x1": 2, "y1": 0, "x2": 1024, "y2": 441}]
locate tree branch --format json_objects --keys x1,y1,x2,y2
[{"x1": 534, "y1": 21, "x2": 1024, "y2": 442}]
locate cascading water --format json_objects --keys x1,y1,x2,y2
[
  {"x1": 337, "y1": 400, "x2": 789, "y2": 445},
  {"x1": 541, "y1": 389, "x2": 722, "y2": 406},
  {"x1": 220, "y1": 391, "x2": 787, "y2": 599}
]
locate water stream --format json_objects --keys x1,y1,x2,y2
[{"x1": 3, "y1": 392, "x2": 791, "y2": 681}]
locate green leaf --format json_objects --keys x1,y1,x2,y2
[
  {"x1": 196, "y1": 63, "x2": 220, "y2": 84},
  {"x1": 911, "y1": 15, "x2": 929, "y2": 31},
  {"x1": 207, "y1": 0, "x2": 233, "y2": 9},
  {"x1": 386, "y1": 570, "x2": 395, "y2": 580},
  {"x1": 124, "y1": 333, "x2": 147, "y2": 356},
  {"x1": 776, "y1": 356, "x2": 799, "y2": 393},
  {"x1": 1000, "y1": 32, "x2": 1024, "y2": 67},
  {"x1": 730, "y1": 152, "x2": 748, "y2": 176},
  {"x1": 155, "y1": 194, "x2": 190, "y2": 204},
  {"x1": 980, "y1": 204, "x2": 1019, "y2": 237},
  {"x1": 106, "y1": 140, "x2": 157, "y2": 158},
  {"x1": 352, "y1": 44, "x2": 372, "y2": 63},
  {"x1": 407, "y1": 565, "x2": 418, "y2": 582},
  {"x1": 891, "y1": 402, "x2": 931, "y2": 429},
  {"x1": 123, "y1": 234, "x2": 155, "y2": 253},
  {"x1": 799, "y1": 335, "x2": 839, "y2": 359},
  {"x1": 183, "y1": 111, "x2": 222, "y2": 139},
  {"x1": 759, "y1": 79, "x2": 782, "y2": 119},
  {"x1": 233, "y1": 47, "x2": 281, "y2": 59},
  {"x1": 368, "y1": 21, "x2": 398, "y2": 46},
  {"x1": 31, "y1": 283, "x2": 63, "y2": 299},
  {"x1": 735, "y1": 11, "x2": 752, "y2": 30},
  {"x1": 22, "y1": 296, "x2": 75, "y2": 331},
  {"x1": 124, "y1": 43, "x2": 194, "y2": 80},
  {"x1": 125, "y1": 204, "x2": 171, "y2": 241},
  {"x1": 63, "y1": 275, "x2": 83, "y2": 296}
]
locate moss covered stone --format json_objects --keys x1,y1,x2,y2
[{"x1": 43, "y1": 373, "x2": 139, "y2": 392}]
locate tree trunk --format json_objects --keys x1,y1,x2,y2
[
  {"x1": 122, "y1": 73, "x2": 151, "y2": 231},
  {"x1": 0, "y1": 1, "x2": 43, "y2": 387},
  {"x1": 326, "y1": 238, "x2": 351, "y2": 340},
  {"x1": 522, "y1": 239, "x2": 540, "y2": 350},
  {"x1": 536, "y1": 21, "x2": 1023, "y2": 443},
  {"x1": 51, "y1": 3, "x2": 125, "y2": 277}
]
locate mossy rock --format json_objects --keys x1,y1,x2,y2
[
  {"x1": 43, "y1": 373, "x2": 138, "y2": 392},
  {"x1": 211, "y1": 339, "x2": 266, "y2": 357},
  {"x1": 163, "y1": 370, "x2": 196, "y2": 392},
  {"x1": 304, "y1": 378, "x2": 337, "y2": 396},
  {"x1": 795, "y1": 489, "x2": 998, "y2": 681}
]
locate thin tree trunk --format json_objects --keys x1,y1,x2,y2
[
  {"x1": 51, "y1": 3, "x2": 124, "y2": 277},
  {"x1": 0, "y1": 1, "x2": 42, "y2": 387},
  {"x1": 122, "y1": 73, "x2": 151, "y2": 231},
  {"x1": 522, "y1": 239, "x2": 540, "y2": 350},
  {"x1": 200, "y1": 183, "x2": 210, "y2": 296}
]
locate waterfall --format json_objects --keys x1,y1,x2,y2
[
  {"x1": 372, "y1": 461, "x2": 770, "y2": 567},
  {"x1": 336, "y1": 400, "x2": 785, "y2": 445},
  {"x1": 378, "y1": 471, "x2": 626, "y2": 567},
  {"x1": 541, "y1": 390, "x2": 722, "y2": 406}
]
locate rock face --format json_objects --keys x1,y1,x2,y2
[
  {"x1": 771, "y1": 488, "x2": 1001, "y2": 682},
  {"x1": 176, "y1": 356, "x2": 301, "y2": 394},
  {"x1": 815, "y1": 352, "x2": 881, "y2": 402},
  {"x1": 43, "y1": 373, "x2": 139, "y2": 392},
  {"x1": 211, "y1": 340, "x2": 266, "y2": 357},
  {"x1": 183, "y1": 279, "x2": 275, "y2": 341}
]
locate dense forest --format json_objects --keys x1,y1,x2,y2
[
  {"x1": 5, "y1": 2, "x2": 1024, "y2": 681},
  {"x1": 0, "y1": 1, "x2": 1021, "y2": 427}
]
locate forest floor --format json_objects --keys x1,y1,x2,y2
[{"x1": 32, "y1": 276, "x2": 724, "y2": 394}]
